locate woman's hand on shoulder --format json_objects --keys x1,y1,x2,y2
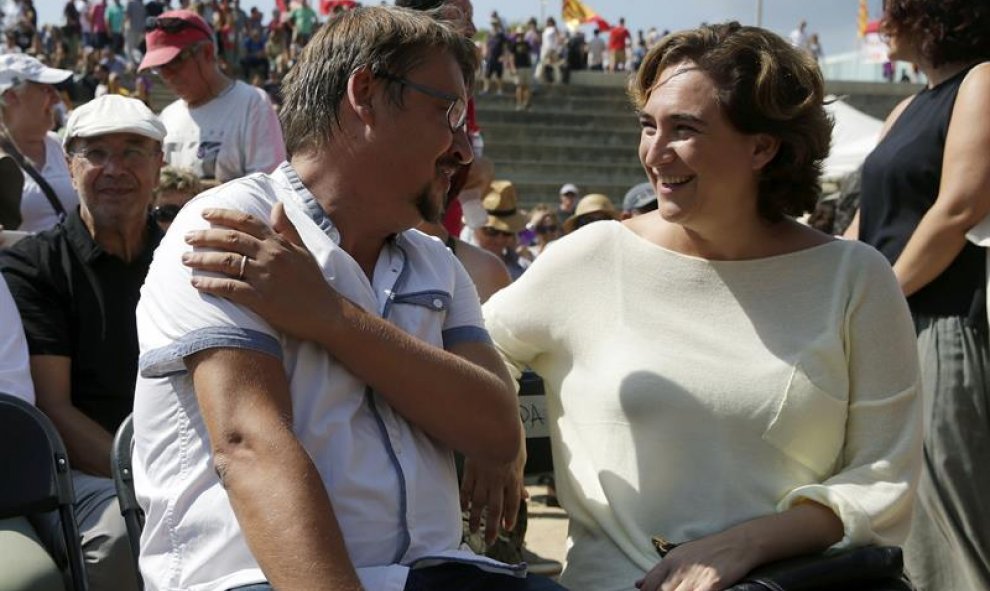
[
  {"x1": 635, "y1": 529, "x2": 759, "y2": 591},
  {"x1": 181, "y1": 202, "x2": 343, "y2": 342}
]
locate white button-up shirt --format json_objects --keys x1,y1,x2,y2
[{"x1": 133, "y1": 163, "x2": 522, "y2": 591}]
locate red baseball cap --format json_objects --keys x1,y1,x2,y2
[{"x1": 139, "y1": 10, "x2": 214, "y2": 72}]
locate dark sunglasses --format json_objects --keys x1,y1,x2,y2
[
  {"x1": 481, "y1": 226, "x2": 514, "y2": 238},
  {"x1": 573, "y1": 212, "x2": 613, "y2": 230},
  {"x1": 146, "y1": 16, "x2": 211, "y2": 37},
  {"x1": 151, "y1": 204, "x2": 182, "y2": 223},
  {"x1": 536, "y1": 225, "x2": 559, "y2": 234},
  {"x1": 633, "y1": 200, "x2": 658, "y2": 214}
]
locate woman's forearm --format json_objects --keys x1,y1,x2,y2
[{"x1": 729, "y1": 501, "x2": 845, "y2": 568}]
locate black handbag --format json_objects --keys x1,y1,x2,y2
[
  {"x1": 651, "y1": 536, "x2": 912, "y2": 591},
  {"x1": 726, "y1": 545, "x2": 912, "y2": 591}
]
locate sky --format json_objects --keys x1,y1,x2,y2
[{"x1": 38, "y1": 0, "x2": 884, "y2": 58}]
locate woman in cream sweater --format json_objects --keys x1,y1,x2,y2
[{"x1": 483, "y1": 23, "x2": 922, "y2": 591}]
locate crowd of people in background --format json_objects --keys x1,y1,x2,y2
[
  {"x1": 0, "y1": 0, "x2": 349, "y2": 112},
  {"x1": 1, "y1": 0, "x2": 989, "y2": 590}
]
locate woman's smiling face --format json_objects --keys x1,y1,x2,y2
[{"x1": 638, "y1": 61, "x2": 768, "y2": 230}]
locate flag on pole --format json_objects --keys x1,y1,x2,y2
[
  {"x1": 562, "y1": 0, "x2": 611, "y2": 32},
  {"x1": 858, "y1": 0, "x2": 869, "y2": 38}
]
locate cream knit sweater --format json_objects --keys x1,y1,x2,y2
[{"x1": 484, "y1": 222, "x2": 922, "y2": 591}]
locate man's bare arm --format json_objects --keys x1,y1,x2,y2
[
  {"x1": 188, "y1": 347, "x2": 363, "y2": 591},
  {"x1": 182, "y1": 205, "x2": 522, "y2": 464}
]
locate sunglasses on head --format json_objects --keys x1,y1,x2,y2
[
  {"x1": 481, "y1": 226, "x2": 514, "y2": 238},
  {"x1": 151, "y1": 204, "x2": 182, "y2": 223},
  {"x1": 146, "y1": 16, "x2": 211, "y2": 37},
  {"x1": 573, "y1": 212, "x2": 613, "y2": 230}
]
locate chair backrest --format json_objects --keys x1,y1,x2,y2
[
  {"x1": 111, "y1": 413, "x2": 144, "y2": 589},
  {"x1": 0, "y1": 392, "x2": 89, "y2": 591},
  {"x1": 518, "y1": 371, "x2": 553, "y2": 476}
]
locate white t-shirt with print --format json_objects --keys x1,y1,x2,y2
[{"x1": 159, "y1": 80, "x2": 285, "y2": 183}]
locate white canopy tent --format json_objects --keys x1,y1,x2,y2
[{"x1": 822, "y1": 96, "x2": 884, "y2": 182}]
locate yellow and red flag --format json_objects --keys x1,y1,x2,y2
[
  {"x1": 858, "y1": 0, "x2": 869, "y2": 38},
  {"x1": 563, "y1": 0, "x2": 611, "y2": 32}
]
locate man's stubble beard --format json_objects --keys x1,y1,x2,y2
[{"x1": 415, "y1": 181, "x2": 445, "y2": 224}]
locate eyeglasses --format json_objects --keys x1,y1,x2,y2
[
  {"x1": 379, "y1": 72, "x2": 467, "y2": 133},
  {"x1": 152, "y1": 43, "x2": 202, "y2": 75},
  {"x1": 146, "y1": 16, "x2": 212, "y2": 37},
  {"x1": 481, "y1": 226, "x2": 514, "y2": 238},
  {"x1": 151, "y1": 204, "x2": 182, "y2": 223},
  {"x1": 70, "y1": 146, "x2": 159, "y2": 168},
  {"x1": 536, "y1": 224, "x2": 559, "y2": 234}
]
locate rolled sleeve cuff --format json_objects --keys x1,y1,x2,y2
[
  {"x1": 777, "y1": 484, "x2": 874, "y2": 550},
  {"x1": 442, "y1": 325, "x2": 492, "y2": 349},
  {"x1": 139, "y1": 327, "x2": 282, "y2": 378}
]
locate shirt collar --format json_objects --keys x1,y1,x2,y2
[
  {"x1": 64, "y1": 208, "x2": 163, "y2": 265},
  {"x1": 279, "y1": 161, "x2": 341, "y2": 245},
  {"x1": 277, "y1": 161, "x2": 400, "y2": 246}
]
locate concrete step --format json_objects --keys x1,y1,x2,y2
[
  {"x1": 148, "y1": 82, "x2": 177, "y2": 112},
  {"x1": 476, "y1": 107, "x2": 640, "y2": 130},
  {"x1": 495, "y1": 158, "x2": 644, "y2": 184},
  {"x1": 481, "y1": 123, "x2": 641, "y2": 147},
  {"x1": 475, "y1": 91, "x2": 635, "y2": 113},
  {"x1": 508, "y1": 180, "x2": 646, "y2": 209},
  {"x1": 484, "y1": 141, "x2": 640, "y2": 165}
]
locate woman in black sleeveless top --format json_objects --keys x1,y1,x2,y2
[{"x1": 854, "y1": 1, "x2": 990, "y2": 588}]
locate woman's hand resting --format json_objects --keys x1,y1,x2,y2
[{"x1": 635, "y1": 529, "x2": 759, "y2": 591}]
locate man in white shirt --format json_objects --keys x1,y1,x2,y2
[
  {"x1": 788, "y1": 19, "x2": 809, "y2": 51},
  {"x1": 139, "y1": 9, "x2": 284, "y2": 186},
  {"x1": 535, "y1": 16, "x2": 562, "y2": 83},
  {"x1": 133, "y1": 7, "x2": 563, "y2": 591},
  {"x1": 587, "y1": 28, "x2": 605, "y2": 70}
]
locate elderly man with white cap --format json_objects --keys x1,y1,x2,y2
[
  {"x1": 0, "y1": 54, "x2": 78, "y2": 233},
  {"x1": 0, "y1": 94, "x2": 166, "y2": 591}
]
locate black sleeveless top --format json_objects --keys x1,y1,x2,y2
[{"x1": 860, "y1": 66, "x2": 985, "y2": 321}]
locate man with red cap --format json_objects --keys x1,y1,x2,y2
[{"x1": 139, "y1": 10, "x2": 284, "y2": 186}]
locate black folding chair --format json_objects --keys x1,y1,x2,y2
[
  {"x1": 0, "y1": 393, "x2": 89, "y2": 591},
  {"x1": 111, "y1": 413, "x2": 144, "y2": 590}
]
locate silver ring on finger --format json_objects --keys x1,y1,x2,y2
[{"x1": 238, "y1": 254, "x2": 249, "y2": 280}]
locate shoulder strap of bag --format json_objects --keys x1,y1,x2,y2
[{"x1": 0, "y1": 135, "x2": 68, "y2": 222}]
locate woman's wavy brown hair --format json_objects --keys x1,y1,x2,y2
[
  {"x1": 631, "y1": 22, "x2": 832, "y2": 222},
  {"x1": 883, "y1": 0, "x2": 990, "y2": 68}
]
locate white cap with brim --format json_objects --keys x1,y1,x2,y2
[
  {"x1": 0, "y1": 54, "x2": 73, "y2": 93},
  {"x1": 62, "y1": 95, "x2": 167, "y2": 148}
]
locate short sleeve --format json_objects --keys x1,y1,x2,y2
[
  {"x1": 137, "y1": 184, "x2": 283, "y2": 378},
  {"x1": 0, "y1": 274, "x2": 35, "y2": 404},
  {"x1": 440, "y1": 251, "x2": 490, "y2": 349}
]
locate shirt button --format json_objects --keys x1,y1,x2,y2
[{"x1": 432, "y1": 298, "x2": 443, "y2": 309}]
